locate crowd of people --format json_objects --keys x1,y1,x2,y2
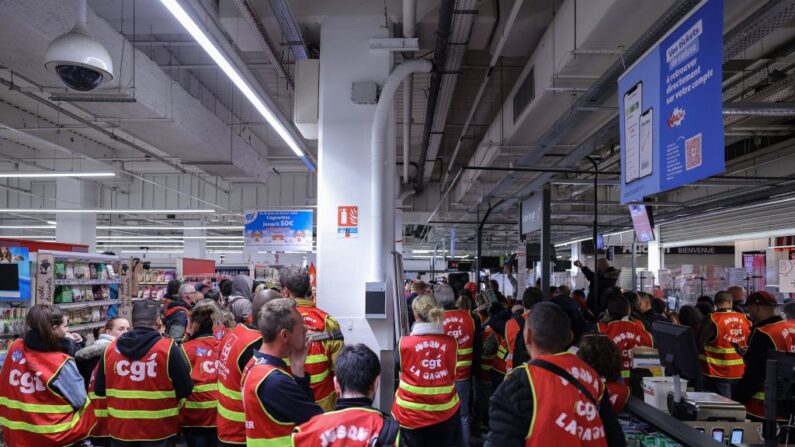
[{"x1": 1, "y1": 258, "x2": 794, "y2": 447}]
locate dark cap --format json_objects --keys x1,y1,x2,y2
[{"x1": 744, "y1": 291, "x2": 778, "y2": 307}]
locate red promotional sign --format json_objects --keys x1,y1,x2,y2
[{"x1": 337, "y1": 206, "x2": 358, "y2": 228}]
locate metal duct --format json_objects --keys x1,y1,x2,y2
[
  {"x1": 268, "y1": 0, "x2": 309, "y2": 60},
  {"x1": 231, "y1": 0, "x2": 294, "y2": 86},
  {"x1": 722, "y1": 102, "x2": 795, "y2": 116},
  {"x1": 415, "y1": 0, "x2": 455, "y2": 188}
]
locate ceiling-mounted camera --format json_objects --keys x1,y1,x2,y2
[{"x1": 44, "y1": 0, "x2": 113, "y2": 92}]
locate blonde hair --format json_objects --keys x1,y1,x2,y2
[
  {"x1": 191, "y1": 299, "x2": 223, "y2": 332},
  {"x1": 412, "y1": 294, "x2": 444, "y2": 324}
]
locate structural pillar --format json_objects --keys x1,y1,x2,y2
[
  {"x1": 315, "y1": 15, "x2": 394, "y2": 410},
  {"x1": 184, "y1": 220, "x2": 206, "y2": 259},
  {"x1": 648, "y1": 225, "x2": 662, "y2": 285},
  {"x1": 55, "y1": 177, "x2": 97, "y2": 251}
]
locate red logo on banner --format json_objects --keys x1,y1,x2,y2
[{"x1": 338, "y1": 206, "x2": 358, "y2": 227}]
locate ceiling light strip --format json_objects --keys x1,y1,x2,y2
[
  {"x1": 0, "y1": 171, "x2": 115, "y2": 178},
  {"x1": 159, "y1": 0, "x2": 310, "y2": 165},
  {"x1": 0, "y1": 209, "x2": 215, "y2": 214},
  {"x1": 97, "y1": 226, "x2": 244, "y2": 230}
]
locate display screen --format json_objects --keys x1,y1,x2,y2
[
  {"x1": 0, "y1": 246, "x2": 30, "y2": 301},
  {"x1": 730, "y1": 429, "x2": 743, "y2": 444},
  {"x1": 629, "y1": 204, "x2": 655, "y2": 242},
  {"x1": 711, "y1": 429, "x2": 724, "y2": 442}
]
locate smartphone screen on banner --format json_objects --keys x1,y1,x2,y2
[
  {"x1": 623, "y1": 82, "x2": 642, "y2": 184},
  {"x1": 639, "y1": 108, "x2": 653, "y2": 179}
]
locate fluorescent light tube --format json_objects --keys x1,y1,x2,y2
[
  {"x1": 0, "y1": 225, "x2": 55, "y2": 229},
  {"x1": 96, "y1": 235, "x2": 242, "y2": 240},
  {"x1": 159, "y1": 0, "x2": 306, "y2": 159},
  {"x1": 0, "y1": 209, "x2": 215, "y2": 214},
  {"x1": 97, "y1": 225, "x2": 244, "y2": 230},
  {"x1": 120, "y1": 250, "x2": 184, "y2": 254},
  {"x1": 0, "y1": 171, "x2": 115, "y2": 178},
  {"x1": 0, "y1": 236, "x2": 55, "y2": 240}
]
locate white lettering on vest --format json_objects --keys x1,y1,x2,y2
[
  {"x1": 9, "y1": 369, "x2": 46, "y2": 394},
  {"x1": 202, "y1": 360, "x2": 218, "y2": 374},
  {"x1": 319, "y1": 424, "x2": 371, "y2": 447},
  {"x1": 116, "y1": 353, "x2": 158, "y2": 381}
]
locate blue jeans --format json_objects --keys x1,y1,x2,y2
[{"x1": 455, "y1": 379, "x2": 471, "y2": 447}]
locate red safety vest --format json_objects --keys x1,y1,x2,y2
[
  {"x1": 88, "y1": 364, "x2": 108, "y2": 439},
  {"x1": 0, "y1": 338, "x2": 94, "y2": 447},
  {"x1": 217, "y1": 323, "x2": 263, "y2": 444},
  {"x1": 443, "y1": 309, "x2": 476, "y2": 381},
  {"x1": 745, "y1": 319, "x2": 795, "y2": 419},
  {"x1": 181, "y1": 335, "x2": 221, "y2": 428},
  {"x1": 104, "y1": 337, "x2": 179, "y2": 442},
  {"x1": 699, "y1": 310, "x2": 751, "y2": 379},
  {"x1": 597, "y1": 320, "x2": 654, "y2": 379},
  {"x1": 296, "y1": 304, "x2": 336, "y2": 405},
  {"x1": 392, "y1": 334, "x2": 460, "y2": 429},
  {"x1": 242, "y1": 360, "x2": 297, "y2": 447},
  {"x1": 604, "y1": 380, "x2": 630, "y2": 415},
  {"x1": 293, "y1": 407, "x2": 386, "y2": 447},
  {"x1": 506, "y1": 314, "x2": 530, "y2": 372},
  {"x1": 522, "y1": 353, "x2": 607, "y2": 447}
]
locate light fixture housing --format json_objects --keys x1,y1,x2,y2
[
  {"x1": 158, "y1": 0, "x2": 312, "y2": 168},
  {"x1": 0, "y1": 171, "x2": 115, "y2": 178},
  {"x1": 0, "y1": 209, "x2": 215, "y2": 214}
]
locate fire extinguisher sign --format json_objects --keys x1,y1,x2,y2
[{"x1": 337, "y1": 206, "x2": 359, "y2": 239}]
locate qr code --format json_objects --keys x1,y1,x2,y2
[{"x1": 685, "y1": 133, "x2": 702, "y2": 171}]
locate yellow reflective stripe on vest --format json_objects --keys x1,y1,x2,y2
[
  {"x1": 106, "y1": 389, "x2": 176, "y2": 399},
  {"x1": 398, "y1": 380, "x2": 455, "y2": 395},
  {"x1": 0, "y1": 396, "x2": 73, "y2": 413},
  {"x1": 704, "y1": 345, "x2": 738, "y2": 354},
  {"x1": 95, "y1": 409, "x2": 108, "y2": 417},
  {"x1": 88, "y1": 392, "x2": 103, "y2": 401},
  {"x1": 394, "y1": 394, "x2": 459, "y2": 412},
  {"x1": 456, "y1": 360, "x2": 473, "y2": 368},
  {"x1": 497, "y1": 346, "x2": 507, "y2": 356},
  {"x1": 457, "y1": 347, "x2": 473, "y2": 355},
  {"x1": 246, "y1": 436, "x2": 293, "y2": 447},
  {"x1": 481, "y1": 364, "x2": 493, "y2": 371},
  {"x1": 184, "y1": 400, "x2": 218, "y2": 409},
  {"x1": 752, "y1": 391, "x2": 765, "y2": 400},
  {"x1": 0, "y1": 412, "x2": 83, "y2": 434},
  {"x1": 217, "y1": 403, "x2": 246, "y2": 422},
  {"x1": 218, "y1": 383, "x2": 242, "y2": 400},
  {"x1": 698, "y1": 355, "x2": 744, "y2": 366},
  {"x1": 107, "y1": 406, "x2": 179, "y2": 419},
  {"x1": 193, "y1": 383, "x2": 218, "y2": 393},
  {"x1": 305, "y1": 354, "x2": 328, "y2": 364},
  {"x1": 621, "y1": 370, "x2": 631, "y2": 378},
  {"x1": 309, "y1": 369, "x2": 330, "y2": 385}
]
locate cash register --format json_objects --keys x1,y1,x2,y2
[{"x1": 653, "y1": 322, "x2": 747, "y2": 422}]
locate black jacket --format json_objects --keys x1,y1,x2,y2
[
  {"x1": 733, "y1": 315, "x2": 785, "y2": 405},
  {"x1": 94, "y1": 327, "x2": 193, "y2": 399},
  {"x1": 485, "y1": 362, "x2": 626, "y2": 447},
  {"x1": 551, "y1": 294, "x2": 589, "y2": 345},
  {"x1": 164, "y1": 299, "x2": 191, "y2": 340},
  {"x1": 581, "y1": 266, "x2": 621, "y2": 315},
  {"x1": 252, "y1": 351, "x2": 322, "y2": 425}
]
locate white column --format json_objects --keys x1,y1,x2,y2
[
  {"x1": 55, "y1": 177, "x2": 97, "y2": 251},
  {"x1": 183, "y1": 220, "x2": 206, "y2": 259},
  {"x1": 648, "y1": 225, "x2": 662, "y2": 284},
  {"x1": 316, "y1": 15, "x2": 394, "y2": 408}
]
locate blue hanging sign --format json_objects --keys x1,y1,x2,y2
[{"x1": 619, "y1": 0, "x2": 724, "y2": 204}]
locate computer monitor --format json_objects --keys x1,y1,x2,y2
[{"x1": 653, "y1": 321, "x2": 701, "y2": 382}]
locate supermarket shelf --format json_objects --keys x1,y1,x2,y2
[
  {"x1": 56, "y1": 300, "x2": 116, "y2": 310},
  {"x1": 55, "y1": 279, "x2": 121, "y2": 286},
  {"x1": 70, "y1": 321, "x2": 106, "y2": 332}
]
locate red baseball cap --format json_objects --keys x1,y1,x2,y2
[{"x1": 743, "y1": 291, "x2": 778, "y2": 307}]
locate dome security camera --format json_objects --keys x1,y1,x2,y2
[{"x1": 44, "y1": 0, "x2": 113, "y2": 92}]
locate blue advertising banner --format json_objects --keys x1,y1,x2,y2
[
  {"x1": 0, "y1": 246, "x2": 30, "y2": 301},
  {"x1": 619, "y1": 0, "x2": 724, "y2": 204},
  {"x1": 244, "y1": 210, "x2": 314, "y2": 252}
]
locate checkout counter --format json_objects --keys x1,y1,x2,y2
[{"x1": 616, "y1": 322, "x2": 793, "y2": 446}]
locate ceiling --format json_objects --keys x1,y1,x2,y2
[{"x1": 0, "y1": 0, "x2": 794, "y2": 258}]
